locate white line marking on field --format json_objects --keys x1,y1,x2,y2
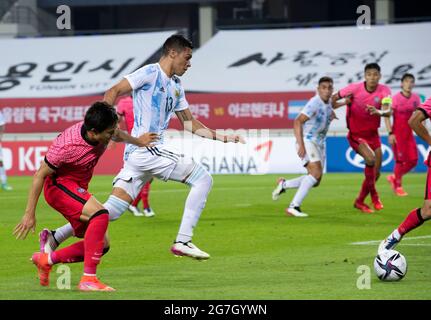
[{"x1": 349, "y1": 235, "x2": 431, "y2": 246}]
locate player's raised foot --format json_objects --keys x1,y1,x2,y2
[
  {"x1": 285, "y1": 206, "x2": 308, "y2": 217},
  {"x1": 372, "y1": 198, "x2": 384, "y2": 211},
  {"x1": 386, "y1": 174, "x2": 397, "y2": 192},
  {"x1": 1, "y1": 183, "x2": 12, "y2": 191},
  {"x1": 128, "y1": 205, "x2": 144, "y2": 217},
  {"x1": 31, "y1": 252, "x2": 52, "y2": 287},
  {"x1": 395, "y1": 187, "x2": 408, "y2": 197},
  {"x1": 354, "y1": 200, "x2": 374, "y2": 214},
  {"x1": 171, "y1": 241, "x2": 210, "y2": 260},
  {"x1": 378, "y1": 234, "x2": 401, "y2": 254},
  {"x1": 272, "y1": 178, "x2": 286, "y2": 201},
  {"x1": 143, "y1": 207, "x2": 155, "y2": 217},
  {"x1": 78, "y1": 275, "x2": 115, "y2": 292},
  {"x1": 39, "y1": 228, "x2": 58, "y2": 254}
]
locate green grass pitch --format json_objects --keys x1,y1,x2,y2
[{"x1": 1, "y1": 173, "x2": 430, "y2": 300}]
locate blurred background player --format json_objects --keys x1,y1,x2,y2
[
  {"x1": 272, "y1": 77, "x2": 336, "y2": 217},
  {"x1": 385, "y1": 73, "x2": 421, "y2": 196},
  {"x1": 0, "y1": 109, "x2": 12, "y2": 191},
  {"x1": 332, "y1": 63, "x2": 392, "y2": 213},
  {"x1": 379, "y1": 96, "x2": 431, "y2": 253},
  {"x1": 13, "y1": 102, "x2": 156, "y2": 292},
  {"x1": 117, "y1": 95, "x2": 155, "y2": 217}
]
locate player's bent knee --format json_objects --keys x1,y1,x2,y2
[{"x1": 421, "y1": 205, "x2": 431, "y2": 220}]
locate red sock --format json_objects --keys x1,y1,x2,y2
[
  {"x1": 51, "y1": 241, "x2": 84, "y2": 264},
  {"x1": 398, "y1": 208, "x2": 425, "y2": 236},
  {"x1": 84, "y1": 211, "x2": 109, "y2": 275},
  {"x1": 364, "y1": 165, "x2": 378, "y2": 201},
  {"x1": 357, "y1": 179, "x2": 369, "y2": 203},
  {"x1": 395, "y1": 160, "x2": 417, "y2": 188},
  {"x1": 131, "y1": 192, "x2": 140, "y2": 207},
  {"x1": 142, "y1": 182, "x2": 151, "y2": 209}
]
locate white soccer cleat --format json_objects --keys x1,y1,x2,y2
[
  {"x1": 143, "y1": 207, "x2": 155, "y2": 218},
  {"x1": 378, "y1": 235, "x2": 401, "y2": 254},
  {"x1": 272, "y1": 178, "x2": 286, "y2": 201},
  {"x1": 39, "y1": 228, "x2": 58, "y2": 254},
  {"x1": 128, "y1": 205, "x2": 144, "y2": 217},
  {"x1": 170, "y1": 241, "x2": 210, "y2": 260},
  {"x1": 285, "y1": 206, "x2": 309, "y2": 217}
]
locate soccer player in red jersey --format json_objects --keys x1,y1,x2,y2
[
  {"x1": 385, "y1": 73, "x2": 421, "y2": 196},
  {"x1": 13, "y1": 102, "x2": 156, "y2": 291},
  {"x1": 379, "y1": 96, "x2": 431, "y2": 252},
  {"x1": 332, "y1": 63, "x2": 392, "y2": 213},
  {"x1": 117, "y1": 96, "x2": 155, "y2": 217}
]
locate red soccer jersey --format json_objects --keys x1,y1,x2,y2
[
  {"x1": 392, "y1": 92, "x2": 421, "y2": 138},
  {"x1": 339, "y1": 82, "x2": 391, "y2": 134},
  {"x1": 116, "y1": 96, "x2": 134, "y2": 135},
  {"x1": 418, "y1": 97, "x2": 431, "y2": 166},
  {"x1": 44, "y1": 122, "x2": 107, "y2": 189}
]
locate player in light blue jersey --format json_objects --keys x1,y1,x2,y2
[
  {"x1": 41, "y1": 34, "x2": 245, "y2": 260},
  {"x1": 272, "y1": 77, "x2": 336, "y2": 217}
]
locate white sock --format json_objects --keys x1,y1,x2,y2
[
  {"x1": 104, "y1": 195, "x2": 130, "y2": 221},
  {"x1": 176, "y1": 169, "x2": 213, "y2": 243},
  {"x1": 283, "y1": 175, "x2": 306, "y2": 189},
  {"x1": 391, "y1": 229, "x2": 401, "y2": 241},
  {"x1": 0, "y1": 166, "x2": 7, "y2": 184},
  {"x1": 290, "y1": 175, "x2": 318, "y2": 207},
  {"x1": 53, "y1": 223, "x2": 74, "y2": 244}
]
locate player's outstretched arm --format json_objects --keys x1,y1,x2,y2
[
  {"x1": 13, "y1": 161, "x2": 55, "y2": 240},
  {"x1": 175, "y1": 109, "x2": 245, "y2": 144},
  {"x1": 331, "y1": 92, "x2": 350, "y2": 109},
  {"x1": 409, "y1": 110, "x2": 431, "y2": 145},
  {"x1": 112, "y1": 129, "x2": 159, "y2": 147},
  {"x1": 104, "y1": 79, "x2": 133, "y2": 106}
]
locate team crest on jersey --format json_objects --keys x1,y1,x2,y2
[
  {"x1": 374, "y1": 96, "x2": 380, "y2": 103},
  {"x1": 77, "y1": 187, "x2": 86, "y2": 194},
  {"x1": 413, "y1": 101, "x2": 418, "y2": 107},
  {"x1": 175, "y1": 90, "x2": 180, "y2": 98}
]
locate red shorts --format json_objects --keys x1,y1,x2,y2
[
  {"x1": 44, "y1": 176, "x2": 92, "y2": 238},
  {"x1": 392, "y1": 136, "x2": 418, "y2": 163},
  {"x1": 425, "y1": 166, "x2": 431, "y2": 200},
  {"x1": 347, "y1": 131, "x2": 381, "y2": 153}
]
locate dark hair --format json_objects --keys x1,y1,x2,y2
[
  {"x1": 162, "y1": 34, "x2": 193, "y2": 56},
  {"x1": 364, "y1": 63, "x2": 381, "y2": 73},
  {"x1": 318, "y1": 76, "x2": 333, "y2": 86},
  {"x1": 401, "y1": 73, "x2": 415, "y2": 82},
  {"x1": 84, "y1": 101, "x2": 118, "y2": 133}
]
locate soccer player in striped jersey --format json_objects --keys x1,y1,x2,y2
[
  {"x1": 13, "y1": 102, "x2": 156, "y2": 291},
  {"x1": 379, "y1": 96, "x2": 431, "y2": 252},
  {"x1": 39, "y1": 34, "x2": 245, "y2": 261},
  {"x1": 332, "y1": 63, "x2": 392, "y2": 214},
  {"x1": 272, "y1": 76, "x2": 336, "y2": 217},
  {"x1": 385, "y1": 73, "x2": 421, "y2": 196}
]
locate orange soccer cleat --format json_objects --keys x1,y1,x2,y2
[
  {"x1": 372, "y1": 198, "x2": 384, "y2": 211},
  {"x1": 395, "y1": 187, "x2": 408, "y2": 197},
  {"x1": 354, "y1": 200, "x2": 374, "y2": 214},
  {"x1": 31, "y1": 252, "x2": 52, "y2": 287},
  {"x1": 78, "y1": 275, "x2": 115, "y2": 292}
]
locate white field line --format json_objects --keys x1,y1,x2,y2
[{"x1": 349, "y1": 235, "x2": 431, "y2": 246}]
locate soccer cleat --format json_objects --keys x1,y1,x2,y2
[
  {"x1": 378, "y1": 235, "x2": 401, "y2": 254},
  {"x1": 31, "y1": 252, "x2": 52, "y2": 287},
  {"x1": 143, "y1": 207, "x2": 155, "y2": 217},
  {"x1": 39, "y1": 229, "x2": 58, "y2": 254},
  {"x1": 386, "y1": 174, "x2": 397, "y2": 192},
  {"x1": 395, "y1": 187, "x2": 408, "y2": 197},
  {"x1": 171, "y1": 241, "x2": 210, "y2": 260},
  {"x1": 372, "y1": 198, "x2": 384, "y2": 211},
  {"x1": 354, "y1": 200, "x2": 374, "y2": 214},
  {"x1": 1, "y1": 183, "x2": 12, "y2": 191},
  {"x1": 285, "y1": 206, "x2": 308, "y2": 217},
  {"x1": 78, "y1": 276, "x2": 115, "y2": 292},
  {"x1": 272, "y1": 178, "x2": 286, "y2": 201},
  {"x1": 128, "y1": 205, "x2": 144, "y2": 217}
]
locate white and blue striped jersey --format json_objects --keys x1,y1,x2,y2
[
  {"x1": 301, "y1": 95, "x2": 333, "y2": 146},
  {"x1": 123, "y1": 63, "x2": 189, "y2": 160},
  {"x1": 0, "y1": 110, "x2": 5, "y2": 126}
]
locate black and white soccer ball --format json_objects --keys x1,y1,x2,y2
[{"x1": 374, "y1": 250, "x2": 407, "y2": 281}]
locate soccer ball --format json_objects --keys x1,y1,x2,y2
[{"x1": 374, "y1": 250, "x2": 407, "y2": 281}]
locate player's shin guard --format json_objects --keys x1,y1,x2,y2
[
  {"x1": 398, "y1": 208, "x2": 425, "y2": 236},
  {"x1": 364, "y1": 165, "x2": 378, "y2": 200},
  {"x1": 51, "y1": 240, "x2": 85, "y2": 264},
  {"x1": 176, "y1": 166, "x2": 213, "y2": 243},
  {"x1": 104, "y1": 195, "x2": 130, "y2": 221},
  {"x1": 83, "y1": 210, "x2": 109, "y2": 275}
]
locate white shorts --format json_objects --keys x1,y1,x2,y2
[
  {"x1": 113, "y1": 145, "x2": 194, "y2": 200},
  {"x1": 298, "y1": 140, "x2": 326, "y2": 167}
]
